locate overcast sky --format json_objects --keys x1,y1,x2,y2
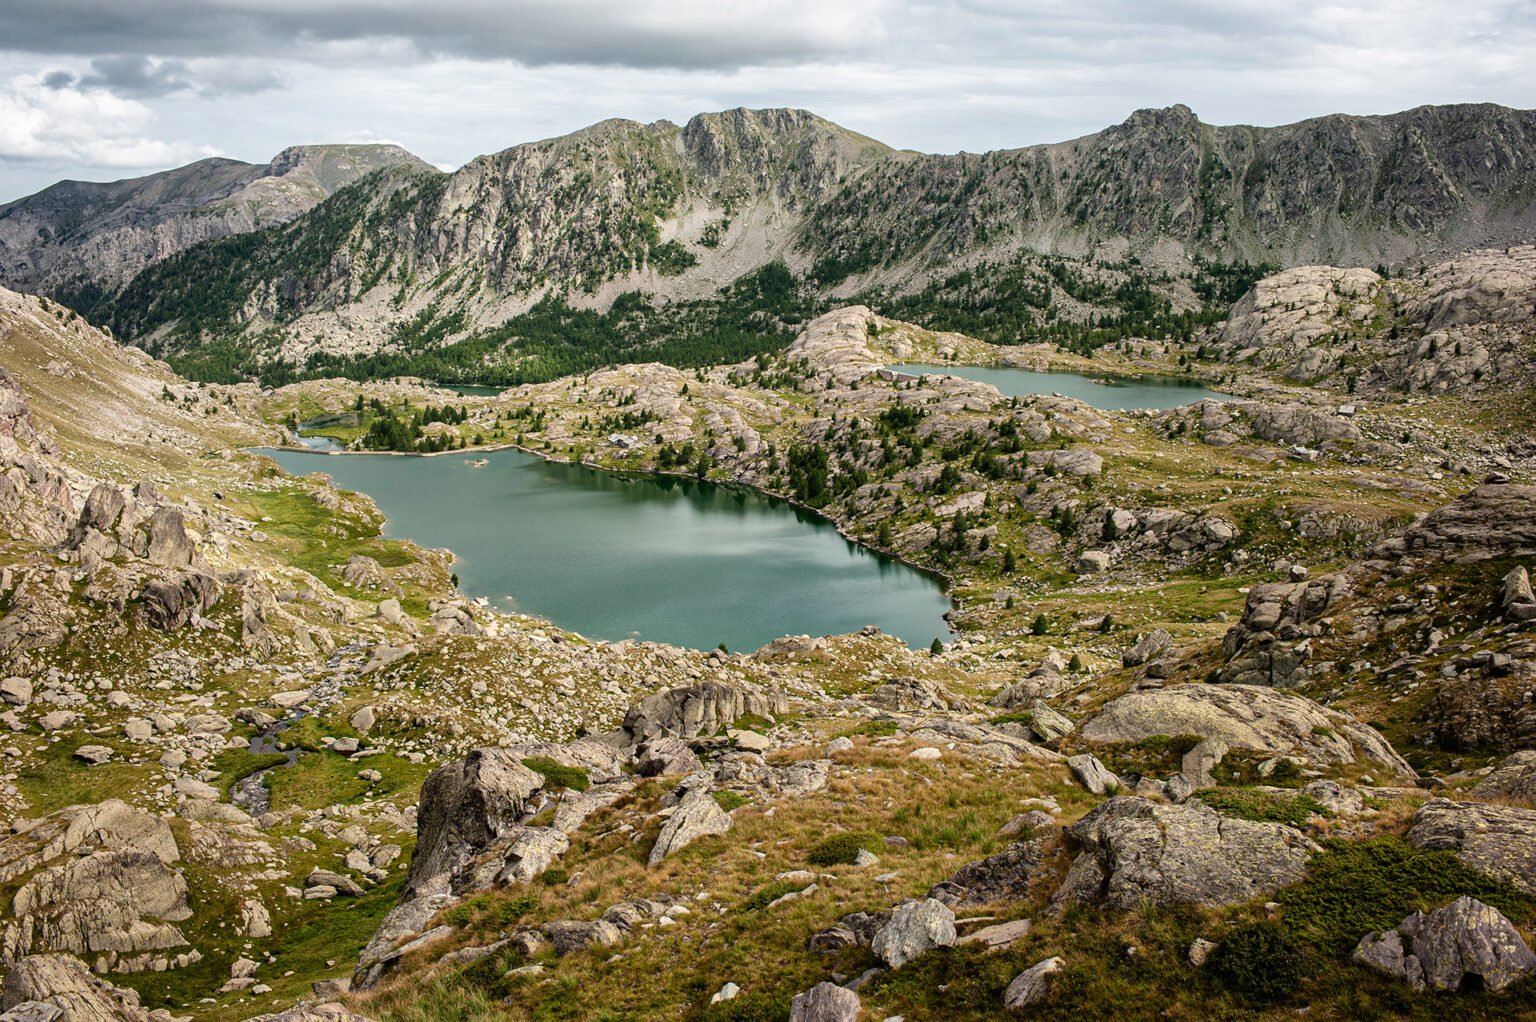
[{"x1": 2, "y1": 0, "x2": 1533, "y2": 202}]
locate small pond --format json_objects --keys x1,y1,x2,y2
[{"x1": 886, "y1": 364, "x2": 1230, "y2": 410}]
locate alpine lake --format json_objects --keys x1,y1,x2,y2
[{"x1": 271, "y1": 366, "x2": 1223, "y2": 651}]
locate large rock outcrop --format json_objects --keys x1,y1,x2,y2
[
  {"x1": 1211, "y1": 247, "x2": 1536, "y2": 396},
  {"x1": 1354, "y1": 896, "x2": 1536, "y2": 992},
  {"x1": 621, "y1": 680, "x2": 787, "y2": 742},
  {"x1": 1052, "y1": 796, "x2": 1317, "y2": 910},
  {"x1": 870, "y1": 899, "x2": 956, "y2": 969},
  {"x1": 403, "y1": 749, "x2": 545, "y2": 896},
  {"x1": 1472, "y1": 751, "x2": 1536, "y2": 802},
  {"x1": 0, "y1": 954, "x2": 150, "y2": 1022},
  {"x1": 356, "y1": 749, "x2": 546, "y2": 988},
  {"x1": 1219, "y1": 481, "x2": 1536, "y2": 692},
  {"x1": 1386, "y1": 483, "x2": 1536, "y2": 563},
  {"x1": 0, "y1": 801, "x2": 194, "y2": 972},
  {"x1": 647, "y1": 787, "x2": 732, "y2": 866},
  {"x1": 7, "y1": 850, "x2": 192, "y2": 971},
  {"x1": 1079, "y1": 683, "x2": 1412, "y2": 775},
  {"x1": 1407, "y1": 800, "x2": 1536, "y2": 896}
]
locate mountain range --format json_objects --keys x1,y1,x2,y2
[{"x1": 2, "y1": 103, "x2": 1534, "y2": 385}]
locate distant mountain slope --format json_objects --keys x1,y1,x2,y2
[
  {"x1": 0, "y1": 144, "x2": 433, "y2": 297},
  {"x1": 17, "y1": 103, "x2": 1536, "y2": 385}
]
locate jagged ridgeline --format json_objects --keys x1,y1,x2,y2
[{"x1": 29, "y1": 103, "x2": 1536, "y2": 386}]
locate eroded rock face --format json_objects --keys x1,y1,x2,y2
[
  {"x1": 1407, "y1": 800, "x2": 1536, "y2": 895},
  {"x1": 1354, "y1": 897, "x2": 1536, "y2": 992},
  {"x1": 1218, "y1": 574, "x2": 1351, "y2": 688},
  {"x1": 1392, "y1": 484, "x2": 1536, "y2": 563},
  {"x1": 1218, "y1": 481, "x2": 1536, "y2": 695},
  {"x1": 1053, "y1": 797, "x2": 1316, "y2": 910},
  {"x1": 622, "y1": 680, "x2": 787, "y2": 741},
  {"x1": 929, "y1": 840, "x2": 1047, "y2": 907},
  {"x1": 1419, "y1": 660, "x2": 1536, "y2": 753},
  {"x1": 10, "y1": 850, "x2": 192, "y2": 963},
  {"x1": 355, "y1": 748, "x2": 548, "y2": 988},
  {"x1": 1472, "y1": 751, "x2": 1536, "y2": 802},
  {"x1": 1079, "y1": 683, "x2": 1412, "y2": 775},
  {"x1": 404, "y1": 748, "x2": 545, "y2": 897},
  {"x1": 788, "y1": 981, "x2": 860, "y2": 1022},
  {"x1": 0, "y1": 954, "x2": 149, "y2": 1022},
  {"x1": 137, "y1": 573, "x2": 219, "y2": 632},
  {"x1": 0, "y1": 801, "x2": 191, "y2": 972},
  {"x1": 870, "y1": 898, "x2": 956, "y2": 968},
  {"x1": 647, "y1": 787, "x2": 731, "y2": 866},
  {"x1": 1211, "y1": 248, "x2": 1536, "y2": 396}
]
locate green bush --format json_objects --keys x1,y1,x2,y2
[
  {"x1": 440, "y1": 892, "x2": 538, "y2": 930},
  {"x1": 695, "y1": 992, "x2": 792, "y2": 1022},
  {"x1": 1267, "y1": 758, "x2": 1301, "y2": 784},
  {"x1": 1280, "y1": 837, "x2": 1536, "y2": 954},
  {"x1": 521, "y1": 756, "x2": 590, "y2": 792},
  {"x1": 1196, "y1": 788, "x2": 1327, "y2": 828},
  {"x1": 807, "y1": 831, "x2": 882, "y2": 866},
  {"x1": 1141, "y1": 734, "x2": 1206, "y2": 758},
  {"x1": 739, "y1": 880, "x2": 812, "y2": 913},
  {"x1": 848, "y1": 719, "x2": 899, "y2": 738},
  {"x1": 1210, "y1": 920, "x2": 1302, "y2": 1004},
  {"x1": 713, "y1": 791, "x2": 749, "y2": 812}
]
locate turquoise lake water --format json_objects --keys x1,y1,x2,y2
[
  {"x1": 264, "y1": 447, "x2": 953, "y2": 652},
  {"x1": 886, "y1": 364, "x2": 1230, "y2": 409}
]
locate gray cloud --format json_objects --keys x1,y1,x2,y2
[
  {"x1": 0, "y1": 0, "x2": 891, "y2": 70},
  {"x1": 1, "y1": 0, "x2": 1534, "y2": 202},
  {"x1": 79, "y1": 55, "x2": 193, "y2": 98}
]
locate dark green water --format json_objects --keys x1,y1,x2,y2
[
  {"x1": 264, "y1": 448, "x2": 952, "y2": 651},
  {"x1": 429, "y1": 383, "x2": 506, "y2": 397},
  {"x1": 886, "y1": 364, "x2": 1230, "y2": 409}
]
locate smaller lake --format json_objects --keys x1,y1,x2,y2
[
  {"x1": 429, "y1": 383, "x2": 507, "y2": 397},
  {"x1": 262, "y1": 448, "x2": 953, "y2": 652},
  {"x1": 886, "y1": 364, "x2": 1230, "y2": 410}
]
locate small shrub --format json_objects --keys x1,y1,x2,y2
[
  {"x1": 852, "y1": 720, "x2": 899, "y2": 738},
  {"x1": 807, "y1": 831, "x2": 882, "y2": 866},
  {"x1": 696, "y1": 992, "x2": 793, "y2": 1022},
  {"x1": 1280, "y1": 836, "x2": 1536, "y2": 953},
  {"x1": 522, "y1": 756, "x2": 590, "y2": 792},
  {"x1": 440, "y1": 891, "x2": 538, "y2": 930},
  {"x1": 713, "y1": 791, "x2": 749, "y2": 812},
  {"x1": 739, "y1": 880, "x2": 811, "y2": 913},
  {"x1": 1197, "y1": 788, "x2": 1327, "y2": 828},
  {"x1": 1267, "y1": 758, "x2": 1301, "y2": 784},
  {"x1": 1212, "y1": 920, "x2": 1302, "y2": 1003},
  {"x1": 538, "y1": 867, "x2": 569, "y2": 887}
]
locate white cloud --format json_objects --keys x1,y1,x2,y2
[
  {"x1": 0, "y1": 72, "x2": 219, "y2": 169},
  {"x1": 1, "y1": 0, "x2": 1534, "y2": 200}
]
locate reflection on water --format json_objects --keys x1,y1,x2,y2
[
  {"x1": 886, "y1": 364, "x2": 1231, "y2": 410},
  {"x1": 262, "y1": 447, "x2": 953, "y2": 652}
]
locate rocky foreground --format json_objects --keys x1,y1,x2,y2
[{"x1": 0, "y1": 247, "x2": 1534, "y2": 1020}]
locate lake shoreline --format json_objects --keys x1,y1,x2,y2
[{"x1": 259, "y1": 441, "x2": 959, "y2": 649}]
